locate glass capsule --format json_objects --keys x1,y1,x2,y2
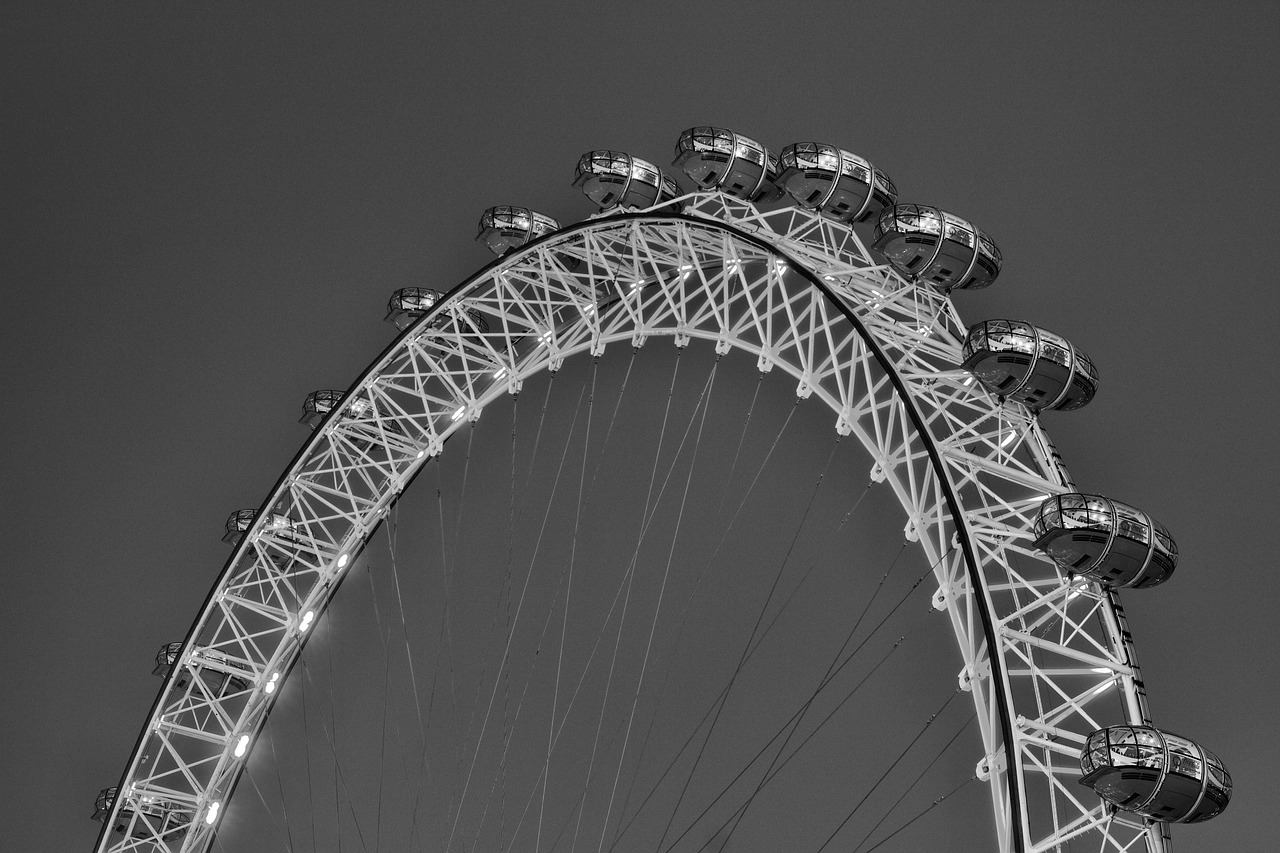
[
  {"x1": 385, "y1": 287, "x2": 441, "y2": 330},
  {"x1": 1080, "y1": 726, "x2": 1231, "y2": 823},
  {"x1": 962, "y1": 320, "x2": 1099, "y2": 412},
  {"x1": 152, "y1": 641, "x2": 183, "y2": 678},
  {"x1": 573, "y1": 150, "x2": 680, "y2": 211},
  {"x1": 299, "y1": 389, "x2": 348, "y2": 428},
  {"x1": 776, "y1": 142, "x2": 897, "y2": 224},
  {"x1": 872, "y1": 204, "x2": 1001, "y2": 290},
  {"x1": 1033, "y1": 493, "x2": 1178, "y2": 588},
  {"x1": 92, "y1": 787, "x2": 192, "y2": 839},
  {"x1": 673, "y1": 126, "x2": 783, "y2": 202},
  {"x1": 476, "y1": 206, "x2": 561, "y2": 256}
]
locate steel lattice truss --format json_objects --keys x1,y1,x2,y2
[{"x1": 97, "y1": 192, "x2": 1171, "y2": 853}]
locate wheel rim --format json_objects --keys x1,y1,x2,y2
[{"x1": 97, "y1": 193, "x2": 1162, "y2": 853}]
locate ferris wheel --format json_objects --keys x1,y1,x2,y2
[{"x1": 92, "y1": 127, "x2": 1231, "y2": 853}]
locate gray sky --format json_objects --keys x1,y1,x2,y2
[{"x1": 3, "y1": 3, "x2": 1278, "y2": 851}]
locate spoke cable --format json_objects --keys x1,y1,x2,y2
[
  {"x1": 600, "y1": 356, "x2": 720, "y2": 853},
  {"x1": 850, "y1": 710, "x2": 977, "y2": 853},
  {"x1": 659, "y1": 635, "x2": 908, "y2": 853},
  {"x1": 366, "y1": 562, "x2": 395, "y2": 853},
  {"x1": 383, "y1": 509, "x2": 442, "y2": 853},
  {"x1": 657, "y1": 548, "x2": 950, "y2": 853},
  {"x1": 446, "y1": 383, "x2": 586, "y2": 853},
  {"x1": 619, "y1": 478, "x2": 878, "y2": 840},
  {"x1": 813, "y1": 689, "x2": 963, "y2": 852},
  {"x1": 857, "y1": 775, "x2": 978, "y2": 853},
  {"x1": 301, "y1": 652, "x2": 372, "y2": 853},
  {"x1": 577, "y1": 351, "x2": 686, "y2": 853},
  {"x1": 266, "y1": 725, "x2": 297, "y2": 853},
  {"x1": 241, "y1": 766, "x2": 293, "y2": 853},
  {"x1": 539, "y1": 365, "x2": 599, "y2": 851},
  {"x1": 654, "y1": 420, "x2": 836, "y2": 851}
]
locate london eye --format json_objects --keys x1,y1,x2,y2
[{"x1": 92, "y1": 127, "x2": 1230, "y2": 853}]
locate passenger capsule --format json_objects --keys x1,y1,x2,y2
[
  {"x1": 221, "y1": 509, "x2": 299, "y2": 571},
  {"x1": 301, "y1": 389, "x2": 348, "y2": 428},
  {"x1": 92, "y1": 787, "x2": 192, "y2": 838},
  {"x1": 385, "y1": 287, "x2": 441, "y2": 330},
  {"x1": 144, "y1": 642, "x2": 250, "y2": 697},
  {"x1": 476, "y1": 206, "x2": 561, "y2": 256},
  {"x1": 574, "y1": 150, "x2": 680, "y2": 211},
  {"x1": 872, "y1": 204, "x2": 1002, "y2": 290},
  {"x1": 1032, "y1": 493, "x2": 1177, "y2": 588},
  {"x1": 152, "y1": 641, "x2": 183, "y2": 678},
  {"x1": 385, "y1": 288, "x2": 490, "y2": 338},
  {"x1": 776, "y1": 142, "x2": 898, "y2": 224},
  {"x1": 1080, "y1": 726, "x2": 1231, "y2": 823},
  {"x1": 673, "y1": 127, "x2": 783, "y2": 202},
  {"x1": 962, "y1": 320, "x2": 1099, "y2": 412}
]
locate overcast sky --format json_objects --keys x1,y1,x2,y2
[{"x1": 3, "y1": 3, "x2": 1278, "y2": 852}]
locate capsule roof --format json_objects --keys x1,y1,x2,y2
[
  {"x1": 1033, "y1": 493, "x2": 1177, "y2": 588},
  {"x1": 873, "y1": 204, "x2": 1002, "y2": 290},
  {"x1": 962, "y1": 320, "x2": 1099, "y2": 412},
  {"x1": 1081, "y1": 725, "x2": 1231, "y2": 823},
  {"x1": 776, "y1": 142, "x2": 898, "y2": 224},
  {"x1": 476, "y1": 206, "x2": 561, "y2": 256},
  {"x1": 673, "y1": 127, "x2": 783, "y2": 202},
  {"x1": 574, "y1": 150, "x2": 680, "y2": 211}
]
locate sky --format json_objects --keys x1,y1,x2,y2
[{"x1": 3, "y1": 2, "x2": 1278, "y2": 851}]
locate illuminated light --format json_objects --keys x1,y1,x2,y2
[
  {"x1": 1091, "y1": 681, "x2": 1113, "y2": 696},
  {"x1": 336, "y1": 553, "x2": 349, "y2": 569},
  {"x1": 299, "y1": 610, "x2": 315, "y2": 633},
  {"x1": 204, "y1": 801, "x2": 220, "y2": 825},
  {"x1": 494, "y1": 367, "x2": 507, "y2": 380},
  {"x1": 1000, "y1": 430, "x2": 1017, "y2": 447},
  {"x1": 416, "y1": 449, "x2": 426, "y2": 459},
  {"x1": 234, "y1": 735, "x2": 250, "y2": 757},
  {"x1": 538, "y1": 331, "x2": 553, "y2": 346},
  {"x1": 871, "y1": 289, "x2": 884, "y2": 297},
  {"x1": 962, "y1": 376, "x2": 975, "y2": 387},
  {"x1": 451, "y1": 407, "x2": 466, "y2": 421},
  {"x1": 677, "y1": 264, "x2": 694, "y2": 272},
  {"x1": 264, "y1": 672, "x2": 280, "y2": 694},
  {"x1": 1091, "y1": 667, "x2": 1112, "y2": 674}
]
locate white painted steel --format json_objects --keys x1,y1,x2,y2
[{"x1": 96, "y1": 191, "x2": 1168, "y2": 853}]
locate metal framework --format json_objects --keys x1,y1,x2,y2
[{"x1": 96, "y1": 191, "x2": 1171, "y2": 853}]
